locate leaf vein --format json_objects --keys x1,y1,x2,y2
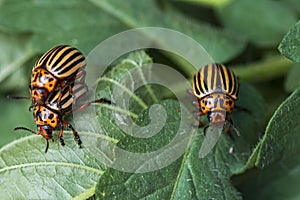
[
  {"x1": 0, "y1": 162, "x2": 104, "y2": 176},
  {"x1": 97, "y1": 77, "x2": 148, "y2": 109}
]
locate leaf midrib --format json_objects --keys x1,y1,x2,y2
[
  {"x1": 0, "y1": 161, "x2": 104, "y2": 175},
  {"x1": 170, "y1": 129, "x2": 196, "y2": 199},
  {"x1": 88, "y1": 0, "x2": 137, "y2": 28}
]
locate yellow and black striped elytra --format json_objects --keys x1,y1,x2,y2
[
  {"x1": 34, "y1": 45, "x2": 86, "y2": 79},
  {"x1": 192, "y1": 63, "x2": 240, "y2": 135},
  {"x1": 193, "y1": 63, "x2": 239, "y2": 100},
  {"x1": 47, "y1": 82, "x2": 89, "y2": 114},
  {"x1": 30, "y1": 45, "x2": 86, "y2": 104},
  {"x1": 15, "y1": 82, "x2": 112, "y2": 153}
]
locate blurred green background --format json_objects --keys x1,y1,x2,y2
[{"x1": 0, "y1": 0, "x2": 300, "y2": 199}]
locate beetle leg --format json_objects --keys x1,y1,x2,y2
[
  {"x1": 231, "y1": 125, "x2": 240, "y2": 136},
  {"x1": 56, "y1": 85, "x2": 64, "y2": 109},
  {"x1": 197, "y1": 119, "x2": 205, "y2": 128},
  {"x1": 188, "y1": 89, "x2": 201, "y2": 109},
  {"x1": 58, "y1": 124, "x2": 65, "y2": 146},
  {"x1": 191, "y1": 103, "x2": 200, "y2": 115},
  {"x1": 190, "y1": 105, "x2": 206, "y2": 129},
  {"x1": 191, "y1": 111, "x2": 205, "y2": 129},
  {"x1": 76, "y1": 69, "x2": 86, "y2": 84},
  {"x1": 29, "y1": 104, "x2": 34, "y2": 111},
  {"x1": 197, "y1": 110, "x2": 206, "y2": 127},
  {"x1": 187, "y1": 89, "x2": 194, "y2": 96},
  {"x1": 226, "y1": 116, "x2": 240, "y2": 137},
  {"x1": 192, "y1": 100, "x2": 200, "y2": 108},
  {"x1": 224, "y1": 125, "x2": 235, "y2": 141},
  {"x1": 203, "y1": 125, "x2": 209, "y2": 136},
  {"x1": 186, "y1": 89, "x2": 206, "y2": 128},
  {"x1": 74, "y1": 98, "x2": 113, "y2": 112},
  {"x1": 61, "y1": 120, "x2": 82, "y2": 148}
]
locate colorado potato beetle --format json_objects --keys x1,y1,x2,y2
[
  {"x1": 192, "y1": 63, "x2": 240, "y2": 135},
  {"x1": 30, "y1": 45, "x2": 86, "y2": 105},
  {"x1": 15, "y1": 83, "x2": 112, "y2": 153}
]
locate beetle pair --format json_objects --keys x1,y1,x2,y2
[
  {"x1": 14, "y1": 47, "x2": 239, "y2": 152},
  {"x1": 13, "y1": 45, "x2": 112, "y2": 152}
]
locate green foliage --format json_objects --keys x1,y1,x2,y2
[
  {"x1": 217, "y1": 0, "x2": 298, "y2": 47},
  {"x1": 95, "y1": 82, "x2": 265, "y2": 200},
  {"x1": 0, "y1": 134, "x2": 108, "y2": 199},
  {"x1": 279, "y1": 20, "x2": 300, "y2": 63},
  {"x1": 235, "y1": 88, "x2": 300, "y2": 200},
  {"x1": 0, "y1": 0, "x2": 300, "y2": 199}
]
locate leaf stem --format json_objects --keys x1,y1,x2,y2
[
  {"x1": 89, "y1": 0, "x2": 136, "y2": 27},
  {"x1": 231, "y1": 55, "x2": 292, "y2": 82},
  {"x1": 73, "y1": 186, "x2": 96, "y2": 200},
  {"x1": 97, "y1": 103, "x2": 139, "y2": 119},
  {"x1": 0, "y1": 162, "x2": 104, "y2": 175},
  {"x1": 170, "y1": 129, "x2": 197, "y2": 199},
  {"x1": 122, "y1": 58, "x2": 159, "y2": 103}
]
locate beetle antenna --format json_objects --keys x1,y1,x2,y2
[
  {"x1": 7, "y1": 96, "x2": 31, "y2": 100},
  {"x1": 14, "y1": 127, "x2": 50, "y2": 153},
  {"x1": 14, "y1": 127, "x2": 37, "y2": 135},
  {"x1": 45, "y1": 140, "x2": 49, "y2": 153},
  {"x1": 8, "y1": 96, "x2": 34, "y2": 112}
]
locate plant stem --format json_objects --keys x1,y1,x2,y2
[{"x1": 231, "y1": 55, "x2": 292, "y2": 82}]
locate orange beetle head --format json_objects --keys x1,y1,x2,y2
[
  {"x1": 37, "y1": 125, "x2": 53, "y2": 140},
  {"x1": 208, "y1": 111, "x2": 226, "y2": 128},
  {"x1": 30, "y1": 87, "x2": 48, "y2": 103}
]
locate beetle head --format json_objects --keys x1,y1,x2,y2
[
  {"x1": 208, "y1": 111, "x2": 226, "y2": 129},
  {"x1": 37, "y1": 125, "x2": 53, "y2": 140}
]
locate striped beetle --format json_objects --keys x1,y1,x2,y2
[
  {"x1": 30, "y1": 45, "x2": 86, "y2": 106},
  {"x1": 192, "y1": 63, "x2": 240, "y2": 135}
]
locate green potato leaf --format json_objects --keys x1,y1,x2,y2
[
  {"x1": 95, "y1": 83, "x2": 266, "y2": 199},
  {"x1": 279, "y1": 20, "x2": 300, "y2": 63},
  {"x1": 90, "y1": 51, "x2": 266, "y2": 199},
  {"x1": 257, "y1": 87, "x2": 300, "y2": 168},
  {"x1": 235, "y1": 88, "x2": 300, "y2": 199},
  {"x1": 0, "y1": 132, "x2": 115, "y2": 199}
]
